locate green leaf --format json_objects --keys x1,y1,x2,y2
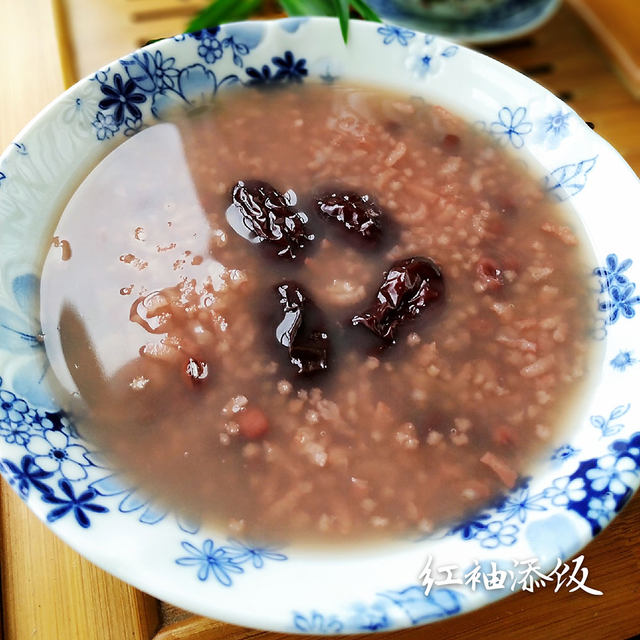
[
  {"x1": 278, "y1": 0, "x2": 335, "y2": 16},
  {"x1": 350, "y1": 0, "x2": 382, "y2": 22},
  {"x1": 186, "y1": 0, "x2": 263, "y2": 33},
  {"x1": 278, "y1": 0, "x2": 382, "y2": 40},
  {"x1": 333, "y1": 0, "x2": 350, "y2": 42},
  {"x1": 187, "y1": 0, "x2": 382, "y2": 42}
]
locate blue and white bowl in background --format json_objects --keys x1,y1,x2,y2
[
  {"x1": 368, "y1": 0, "x2": 562, "y2": 44},
  {"x1": 0, "y1": 17, "x2": 639, "y2": 634}
]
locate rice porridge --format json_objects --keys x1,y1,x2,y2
[{"x1": 40, "y1": 83, "x2": 599, "y2": 543}]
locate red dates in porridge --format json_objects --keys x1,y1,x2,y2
[
  {"x1": 352, "y1": 257, "x2": 445, "y2": 343},
  {"x1": 313, "y1": 189, "x2": 384, "y2": 243},
  {"x1": 227, "y1": 180, "x2": 313, "y2": 260},
  {"x1": 276, "y1": 282, "x2": 330, "y2": 375},
  {"x1": 41, "y1": 83, "x2": 598, "y2": 543}
]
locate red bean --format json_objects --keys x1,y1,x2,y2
[
  {"x1": 238, "y1": 407, "x2": 269, "y2": 440},
  {"x1": 441, "y1": 133, "x2": 461, "y2": 155},
  {"x1": 476, "y1": 258, "x2": 504, "y2": 292}
]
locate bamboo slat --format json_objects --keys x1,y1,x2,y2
[
  {"x1": 0, "y1": 3, "x2": 160, "y2": 637},
  {"x1": 567, "y1": 0, "x2": 640, "y2": 97}
]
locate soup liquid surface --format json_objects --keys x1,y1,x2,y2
[{"x1": 41, "y1": 84, "x2": 598, "y2": 543}]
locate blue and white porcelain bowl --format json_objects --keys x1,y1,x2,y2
[
  {"x1": 368, "y1": 0, "x2": 561, "y2": 44},
  {"x1": 0, "y1": 17, "x2": 639, "y2": 634}
]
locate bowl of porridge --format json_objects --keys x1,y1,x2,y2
[{"x1": 0, "y1": 17, "x2": 639, "y2": 634}]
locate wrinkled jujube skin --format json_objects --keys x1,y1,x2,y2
[
  {"x1": 227, "y1": 180, "x2": 313, "y2": 260},
  {"x1": 275, "y1": 281, "x2": 330, "y2": 375},
  {"x1": 352, "y1": 257, "x2": 445, "y2": 343},
  {"x1": 313, "y1": 189, "x2": 384, "y2": 243}
]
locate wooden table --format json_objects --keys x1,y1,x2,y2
[{"x1": 1, "y1": 1, "x2": 639, "y2": 638}]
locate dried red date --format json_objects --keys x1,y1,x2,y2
[
  {"x1": 227, "y1": 180, "x2": 313, "y2": 260},
  {"x1": 352, "y1": 257, "x2": 444, "y2": 343},
  {"x1": 276, "y1": 282, "x2": 330, "y2": 375},
  {"x1": 314, "y1": 189, "x2": 383, "y2": 243}
]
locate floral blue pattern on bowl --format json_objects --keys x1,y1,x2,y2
[{"x1": 0, "y1": 17, "x2": 639, "y2": 634}]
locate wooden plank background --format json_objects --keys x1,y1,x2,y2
[{"x1": 0, "y1": 1, "x2": 639, "y2": 638}]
